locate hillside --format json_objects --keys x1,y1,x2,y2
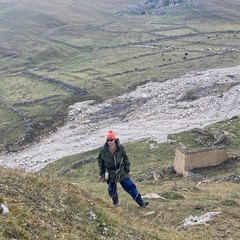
[
  {"x1": 1, "y1": 64, "x2": 240, "y2": 171},
  {"x1": 1, "y1": 144, "x2": 240, "y2": 239},
  {"x1": 0, "y1": 168, "x2": 161, "y2": 239},
  {"x1": 0, "y1": 0, "x2": 240, "y2": 239}
]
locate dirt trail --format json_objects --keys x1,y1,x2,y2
[{"x1": 1, "y1": 65, "x2": 240, "y2": 172}]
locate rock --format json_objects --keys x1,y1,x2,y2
[
  {"x1": 142, "y1": 193, "x2": 167, "y2": 200},
  {"x1": 0, "y1": 203, "x2": 10, "y2": 215},
  {"x1": 162, "y1": 165, "x2": 175, "y2": 174},
  {"x1": 177, "y1": 212, "x2": 221, "y2": 230},
  {"x1": 88, "y1": 210, "x2": 97, "y2": 220},
  {"x1": 146, "y1": 211, "x2": 155, "y2": 216},
  {"x1": 183, "y1": 171, "x2": 205, "y2": 182}
]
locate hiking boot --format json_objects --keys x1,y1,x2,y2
[
  {"x1": 112, "y1": 195, "x2": 118, "y2": 206},
  {"x1": 141, "y1": 201, "x2": 149, "y2": 208},
  {"x1": 135, "y1": 194, "x2": 149, "y2": 207}
]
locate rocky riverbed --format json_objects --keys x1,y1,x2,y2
[{"x1": 1, "y1": 65, "x2": 240, "y2": 172}]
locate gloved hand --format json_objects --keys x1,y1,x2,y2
[{"x1": 98, "y1": 175, "x2": 105, "y2": 182}]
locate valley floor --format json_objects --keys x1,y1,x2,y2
[{"x1": 1, "y1": 65, "x2": 240, "y2": 171}]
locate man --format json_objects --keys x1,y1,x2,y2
[{"x1": 98, "y1": 130, "x2": 149, "y2": 207}]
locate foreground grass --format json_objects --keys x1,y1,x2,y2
[
  {"x1": 37, "y1": 118, "x2": 240, "y2": 240},
  {"x1": 1, "y1": 163, "x2": 239, "y2": 239},
  {"x1": 1, "y1": 118, "x2": 240, "y2": 239},
  {"x1": 0, "y1": 168, "x2": 163, "y2": 240},
  {"x1": 0, "y1": 1, "x2": 240, "y2": 236}
]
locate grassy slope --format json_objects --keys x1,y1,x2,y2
[
  {"x1": 0, "y1": 1, "x2": 240, "y2": 239},
  {"x1": 0, "y1": 168, "x2": 161, "y2": 240},
  {"x1": 39, "y1": 118, "x2": 240, "y2": 240},
  {"x1": 1, "y1": 117, "x2": 240, "y2": 239},
  {"x1": 37, "y1": 118, "x2": 240, "y2": 239}
]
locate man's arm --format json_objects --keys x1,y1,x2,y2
[
  {"x1": 98, "y1": 151, "x2": 106, "y2": 177},
  {"x1": 122, "y1": 148, "x2": 130, "y2": 174}
]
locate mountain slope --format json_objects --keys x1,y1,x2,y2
[{"x1": 1, "y1": 0, "x2": 240, "y2": 151}]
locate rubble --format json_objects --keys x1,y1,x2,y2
[
  {"x1": 177, "y1": 212, "x2": 221, "y2": 230},
  {"x1": 0, "y1": 65, "x2": 240, "y2": 172}
]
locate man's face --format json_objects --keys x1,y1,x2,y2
[{"x1": 107, "y1": 139, "x2": 115, "y2": 147}]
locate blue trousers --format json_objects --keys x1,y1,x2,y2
[{"x1": 108, "y1": 177, "x2": 139, "y2": 203}]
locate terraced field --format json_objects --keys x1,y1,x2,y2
[{"x1": 0, "y1": 0, "x2": 240, "y2": 151}]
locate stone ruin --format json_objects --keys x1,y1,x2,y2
[{"x1": 173, "y1": 147, "x2": 228, "y2": 174}]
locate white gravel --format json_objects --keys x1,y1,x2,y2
[{"x1": 1, "y1": 65, "x2": 240, "y2": 172}]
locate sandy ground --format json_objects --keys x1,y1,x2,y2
[{"x1": 1, "y1": 65, "x2": 240, "y2": 172}]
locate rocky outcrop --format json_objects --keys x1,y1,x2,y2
[
  {"x1": 122, "y1": 0, "x2": 188, "y2": 15},
  {"x1": 177, "y1": 212, "x2": 221, "y2": 230},
  {"x1": 122, "y1": 0, "x2": 162, "y2": 14}
]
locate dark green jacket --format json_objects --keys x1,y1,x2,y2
[{"x1": 98, "y1": 138, "x2": 130, "y2": 182}]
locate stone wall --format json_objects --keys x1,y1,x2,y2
[{"x1": 173, "y1": 147, "x2": 228, "y2": 174}]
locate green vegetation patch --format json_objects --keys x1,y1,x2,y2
[
  {"x1": 0, "y1": 105, "x2": 24, "y2": 151},
  {"x1": 206, "y1": 117, "x2": 240, "y2": 151},
  {"x1": 0, "y1": 167, "x2": 160, "y2": 240},
  {"x1": 169, "y1": 117, "x2": 240, "y2": 152},
  {"x1": 221, "y1": 199, "x2": 239, "y2": 207},
  {"x1": 162, "y1": 191, "x2": 185, "y2": 200},
  {"x1": 40, "y1": 148, "x2": 100, "y2": 178},
  {"x1": 0, "y1": 75, "x2": 67, "y2": 104},
  {"x1": 17, "y1": 95, "x2": 70, "y2": 130},
  {"x1": 50, "y1": 27, "x2": 156, "y2": 48}
]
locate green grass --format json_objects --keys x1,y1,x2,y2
[
  {"x1": 0, "y1": 1, "x2": 240, "y2": 237},
  {"x1": 0, "y1": 105, "x2": 24, "y2": 148},
  {"x1": 0, "y1": 168, "x2": 162, "y2": 240},
  {"x1": 1, "y1": 113, "x2": 240, "y2": 239},
  {"x1": 0, "y1": 75, "x2": 67, "y2": 104},
  {"x1": 35, "y1": 118, "x2": 240, "y2": 239},
  {"x1": 169, "y1": 117, "x2": 240, "y2": 153}
]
